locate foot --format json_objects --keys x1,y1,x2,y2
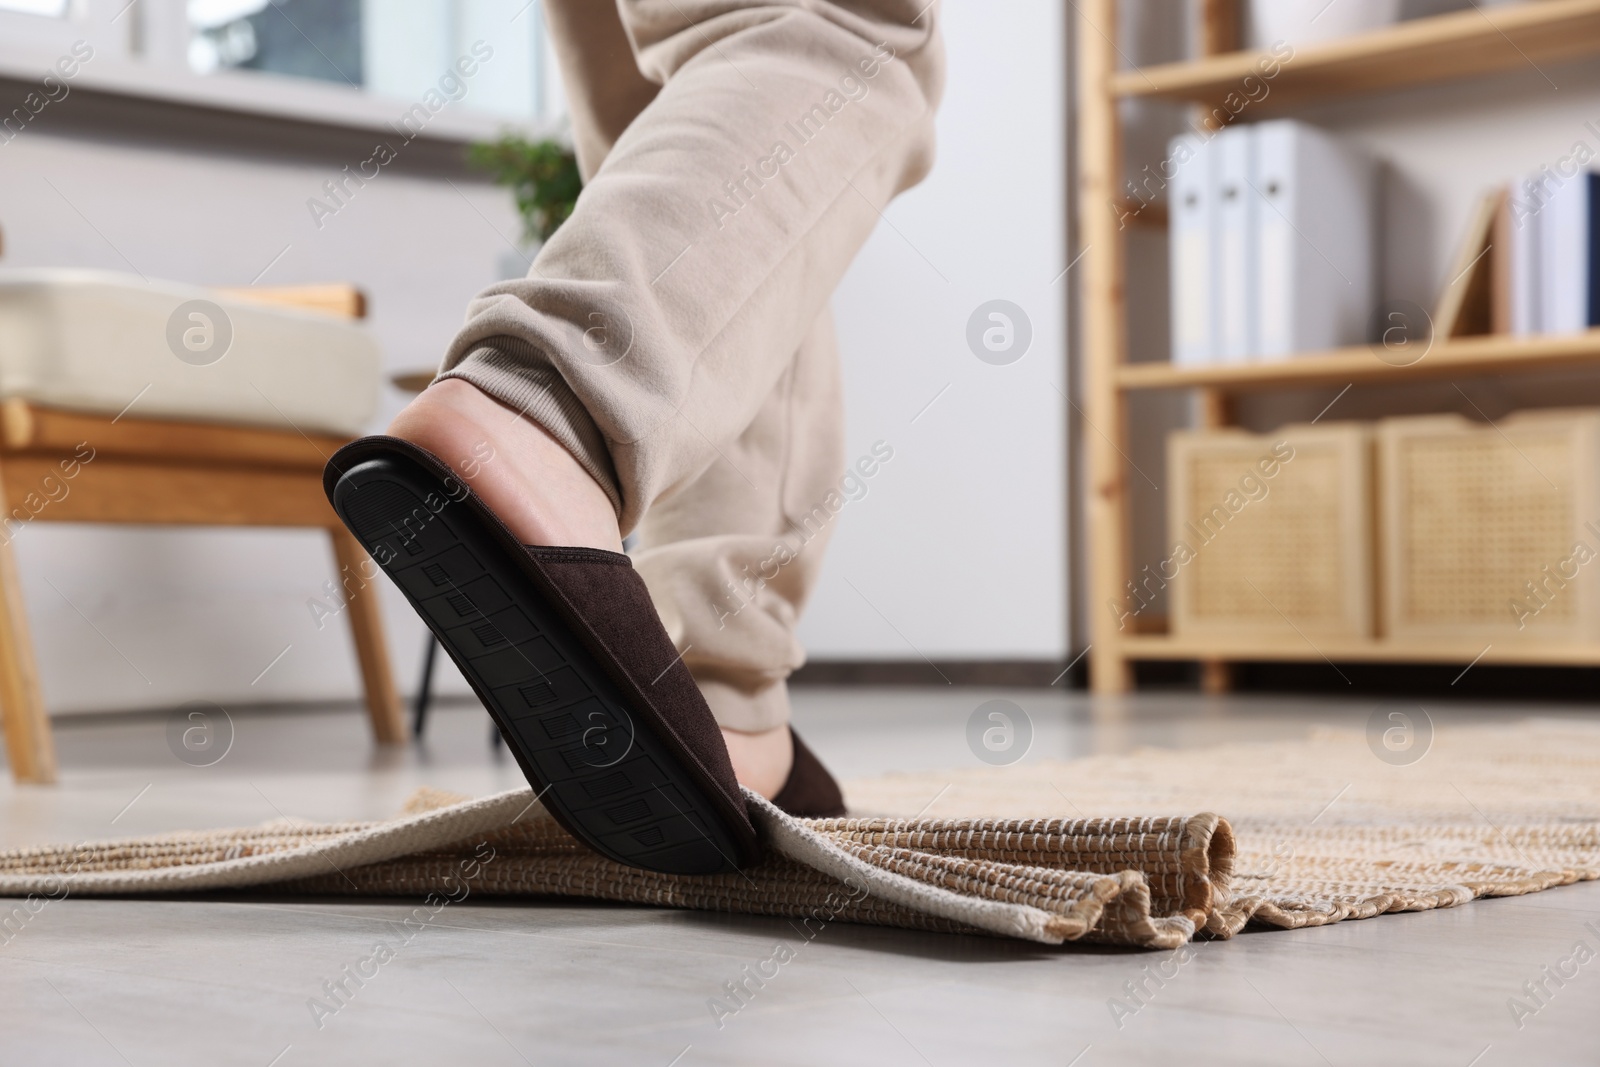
[
  {"x1": 387, "y1": 378, "x2": 623, "y2": 552},
  {"x1": 390, "y1": 380, "x2": 793, "y2": 798},
  {"x1": 720, "y1": 724, "x2": 794, "y2": 799}
]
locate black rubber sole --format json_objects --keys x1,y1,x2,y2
[{"x1": 329, "y1": 452, "x2": 748, "y2": 875}]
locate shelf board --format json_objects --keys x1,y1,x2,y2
[
  {"x1": 1120, "y1": 633, "x2": 1600, "y2": 668},
  {"x1": 1116, "y1": 330, "x2": 1600, "y2": 392},
  {"x1": 1111, "y1": 0, "x2": 1600, "y2": 108}
]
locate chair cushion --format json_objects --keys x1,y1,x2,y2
[{"x1": 0, "y1": 270, "x2": 381, "y2": 437}]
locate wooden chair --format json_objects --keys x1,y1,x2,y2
[{"x1": 0, "y1": 284, "x2": 403, "y2": 783}]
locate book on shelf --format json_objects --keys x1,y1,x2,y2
[
  {"x1": 1512, "y1": 169, "x2": 1600, "y2": 336},
  {"x1": 1167, "y1": 120, "x2": 1376, "y2": 366}
]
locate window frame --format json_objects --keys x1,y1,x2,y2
[
  {"x1": 0, "y1": 0, "x2": 136, "y2": 59},
  {"x1": 0, "y1": 0, "x2": 555, "y2": 143}
]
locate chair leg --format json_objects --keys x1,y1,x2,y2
[
  {"x1": 1199, "y1": 659, "x2": 1233, "y2": 695},
  {"x1": 412, "y1": 633, "x2": 438, "y2": 738},
  {"x1": 328, "y1": 527, "x2": 406, "y2": 745},
  {"x1": 0, "y1": 521, "x2": 56, "y2": 783}
]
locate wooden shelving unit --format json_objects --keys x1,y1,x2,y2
[{"x1": 1075, "y1": 0, "x2": 1600, "y2": 694}]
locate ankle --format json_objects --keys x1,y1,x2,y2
[
  {"x1": 720, "y1": 725, "x2": 794, "y2": 799},
  {"x1": 387, "y1": 379, "x2": 623, "y2": 552}
]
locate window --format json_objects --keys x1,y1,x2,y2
[
  {"x1": 0, "y1": 0, "x2": 68, "y2": 15},
  {"x1": 188, "y1": 0, "x2": 362, "y2": 83},
  {"x1": 185, "y1": 0, "x2": 549, "y2": 121}
]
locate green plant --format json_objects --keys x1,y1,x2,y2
[{"x1": 468, "y1": 134, "x2": 582, "y2": 245}]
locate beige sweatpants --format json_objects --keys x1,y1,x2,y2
[{"x1": 437, "y1": 0, "x2": 944, "y2": 732}]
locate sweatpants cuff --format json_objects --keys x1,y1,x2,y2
[
  {"x1": 695, "y1": 674, "x2": 792, "y2": 734},
  {"x1": 435, "y1": 340, "x2": 624, "y2": 517}
]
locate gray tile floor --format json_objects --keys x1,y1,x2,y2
[{"x1": 3, "y1": 688, "x2": 1598, "y2": 1066}]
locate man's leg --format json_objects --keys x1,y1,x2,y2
[
  {"x1": 434, "y1": 0, "x2": 942, "y2": 529},
  {"x1": 387, "y1": 0, "x2": 665, "y2": 556},
  {"x1": 392, "y1": 0, "x2": 943, "y2": 795},
  {"x1": 632, "y1": 308, "x2": 845, "y2": 797}
]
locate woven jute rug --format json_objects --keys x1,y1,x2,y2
[{"x1": 0, "y1": 720, "x2": 1595, "y2": 948}]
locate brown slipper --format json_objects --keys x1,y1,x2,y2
[
  {"x1": 771, "y1": 728, "x2": 847, "y2": 818},
  {"x1": 324, "y1": 436, "x2": 760, "y2": 874}
]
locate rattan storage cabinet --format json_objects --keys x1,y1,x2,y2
[
  {"x1": 1379, "y1": 411, "x2": 1600, "y2": 643},
  {"x1": 1169, "y1": 424, "x2": 1375, "y2": 641}
]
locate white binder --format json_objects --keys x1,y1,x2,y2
[
  {"x1": 1510, "y1": 175, "x2": 1543, "y2": 337},
  {"x1": 1540, "y1": 171, "x2": 1594, "y2": 335},
  {"x1": 1252, "y1": 120, "x2": 1376, "y2": 359},
  {"x1": 1214, "y1": 125, "x2": 1256, "y2": 362},
  {"x1": 1168, "y1": 132, "x2": 1216, "y2": 366}
]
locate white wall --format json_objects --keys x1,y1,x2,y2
[{"x1": 796, "y1": 0, "x2": 1070, "y2": 662}]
